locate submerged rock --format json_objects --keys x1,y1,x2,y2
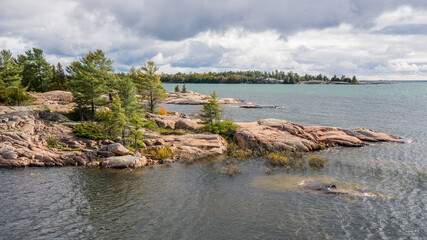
[{"x1": 298, "y1": 180, "x2": 376, "y2": 197}]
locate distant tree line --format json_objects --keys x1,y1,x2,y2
[{"x1": 161, "y1": 71, "x2": 359, "y2": 84}]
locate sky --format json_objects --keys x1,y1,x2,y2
[{"x1": 1, "y1": 0, "x2": 427, "y2": 80}]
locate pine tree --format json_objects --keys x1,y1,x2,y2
[
  {"x1": 51, "y1": 62, "x2": 68, "y2": 90},
  {"x1": 18, "y1": 48, "x2": 53, "y2": 92},
  {"x1": 181, "y1": 83, "x2": 187, "y2": 93},
  {"x1": 128, "y1": 113, "x2": 145, "y2": 150},
  {"x1": 174, "y1": 84, "x2": 180, "y2": 92},
  {"x1": 67, "y1": 49, "x2": 114, "y2": 120},
  {"x1": 0, "y1": 75, "x2": 7, "y2": 103},
  {"x1": 104, "y1": 96, "x2": 127, "y2": 141},
  {"x1": 130, "y1": 61, "x2": 166, "y2": 113},
  {"x1": 0, "y1": 50, "x2": 28, "y2": 105},
  {"x1": 200, "y1": 90, "x2": 222, "y2": 123},
  {"x1": 116, "y1": 74, "x2": 139, "y2": 115}
]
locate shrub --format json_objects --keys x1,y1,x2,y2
[
  {"x1": 46, "y1": 135, "x2": 58, "y2": 147},
  {"x1": 67, "y1": 106, "x2": 94, "y2": 121},
  {"x1": 308, "y1": 157, "x2": 325, "y2": 168},
  {"x1": 159, "y1": 107, "x2": 168, "y2": 116},
  {"x1": 221, "y1": 164, "x2": 242, "y2": 176},
  {"x1": 202, "y1": 121, "x2": 238, "y2": 138},
  {"x1": 141, "y1": 119, "x2": 157, "y2": 130},
  {"x1": 73, "y1": 123, "x2": 111, "y2": 140},
  {"x1": 148, "y1": 147, "x2": 175, "y2": 160},
  {"x1": 157, "y1": 128, "x2": 187, "y2": 135},
  {"x1": 264, "y1": 151, "x2": 306, "y2": 170}
]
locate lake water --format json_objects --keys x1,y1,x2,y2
[{"x1": 1, "y1": 83, "x2": 426, "y2": 239}]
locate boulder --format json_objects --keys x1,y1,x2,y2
[
  {"x1": 39, "y1": 111, "x2": 70, "y2": 122},
  {"x1": 99, "y1": 143, "x2": 130, "y2": 156},
  {"x1": 175, "y1": 119, "x2": 204, "y2": 131},
  {"x1": 101, "y1": 156, "x2": 147, "y2": 168}
]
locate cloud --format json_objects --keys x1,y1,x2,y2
[{"x1": 1, "y1": 0, "x2": 427, "y2": 79}]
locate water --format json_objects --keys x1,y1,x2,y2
[{"x1": 1, "y1": 83, "x2": 426, "y2": 239}]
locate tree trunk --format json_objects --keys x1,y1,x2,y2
[
  {"x1": 91, "y1": 97, "x2": 95, "y2": 117},
  {"x1": 78, "y1": 103, "x2": 84, "y2": 121}
]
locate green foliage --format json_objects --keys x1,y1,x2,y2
[
  {"x1": 116, "y1": 75, "x2": 140, "y2": 114},
  {"x1": 73, "y1": 123, "x2": 111, "y2": 140},
  {"x1": 200, "y1": 90, "x2": 222, "y2": 124},
  {"x1": 141, "y1": 119, "x2": 157, "y2": 130},
  {"x1": 181, "y1": 83, "x2": 187, "y2": 93},
  {"x1": 308, "y1": 157, "x2": 325, "y2": 168},
  {"x1": 0, "y1": 50, "x2": 29, "y2": 105},
  {"x1": 202, "y1": 121, "x2": 238, "y2": 139},
  {"x1": 130, "y1": 61, "x2": 166, "y2": 113},
  {"x1": 161, "y1": 71, "x2": 359, "y2": 84},
  {"x1": 67, "y1": 49, "x2": 114, "y2": 120},
  {"x1": 51, "y1": 62, "x2": 68, "y2": 91},
  {"x1": 0, "y1": 50, "x2": 22, "y2": 89},
  {"x1": 18, "y1": 48, "x2": 53, "y2": 92},
  {"x1": 174, "y1": 84, "x2": 180, "y2": 92},
  {"x1": 103, "y1": 96, "x2": 127, "y2": 138}
]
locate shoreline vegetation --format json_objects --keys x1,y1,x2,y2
[
  {"x1": 160, "y1": 71, "x2": 360, "y2": 84},
  {"x1": 0, "y1": 48, "x2": 403, "y2": 171}
]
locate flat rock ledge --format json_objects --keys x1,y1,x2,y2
[
  {"x1": 165, "y1": 91, "x2": 242, "y2": 105},
  {"x1": 234, "y1": 119, "x2": 404, "y2": 152}
]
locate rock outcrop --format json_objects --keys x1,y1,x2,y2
[
  {"x1": 0, "y1": 107, "x2": 147, "y2": 168},
  {"x1": 234, "y1": 119, "x2": 403, "y2": 152},
  {"x1": 142, "y1": 128, "x2": 227, "y2": 161},
  {"x1": 165, "y1": 91, "x2": 242, "y2": 105},
  {"x1": 29, "y1": 91, "x2": 75, "y2": 112},
  {"x1": 146, "y1": 113, "x2": 204, "y2": 131}
]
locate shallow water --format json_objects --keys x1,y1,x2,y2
[{"x1": 1, "y1": 82, "x2": 426, "y2": 239}]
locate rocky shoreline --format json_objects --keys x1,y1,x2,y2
[{"x1": 0, "y1": 91, "x2": 403, "y2": 169}]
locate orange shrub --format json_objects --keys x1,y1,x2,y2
[{"x1": 159, "y1": 107, "x2": 167, "y2": 116}]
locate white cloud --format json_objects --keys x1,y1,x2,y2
[{"x1": 1, "y1": 1, "x2": 427, "y2": 80}]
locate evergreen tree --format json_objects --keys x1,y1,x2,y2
[
  {"x1": 128, "y1": 113, "x2": 145, "y2": 150},
  {"x1": 51, "y1": 62, "x2": 68, "y2": 90},
  {"x1": 0, "y1": 50, "x2": 22, "y2": 88},
  {"x1": 0, "y1": 50, "x2": 28, "y2": 105},
  {"x1": 130, "y1": 61, "x2": 166, "y2": 113},
  {"x1": 181, "y1": 83, "x2": 187, "y2": 93},
  {"x1": 104, "y1": 96, "x2": 128, "y2": 141},
  {"x1": 174, "y1": 84, "x2": 180, "y2": 92},
  {"x1": 200, "y1": 90, "x2": 222, "y2": 123},
  {"x1": 67, "y1": 49, "x2": 114, "y2": 120},
  {"x1": 18, "y1": 48, "x2": 53, "y2": 92},
  {"x1": 116, "y1": 74, "x2": 139, "y2": 115},
  {"x1": 351, "y1": 76, "x2": 358, "y2": 84},
  {"x1": 0, "y1": 75, "x2": 7, "y2": 103}
]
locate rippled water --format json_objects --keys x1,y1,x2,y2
[{"x1": 1, "y1": 82, "x2": 426, "y2": 239}]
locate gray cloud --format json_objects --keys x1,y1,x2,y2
[{"x1": 1, "y1": 0, "x2": 427, "y2": 79}]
